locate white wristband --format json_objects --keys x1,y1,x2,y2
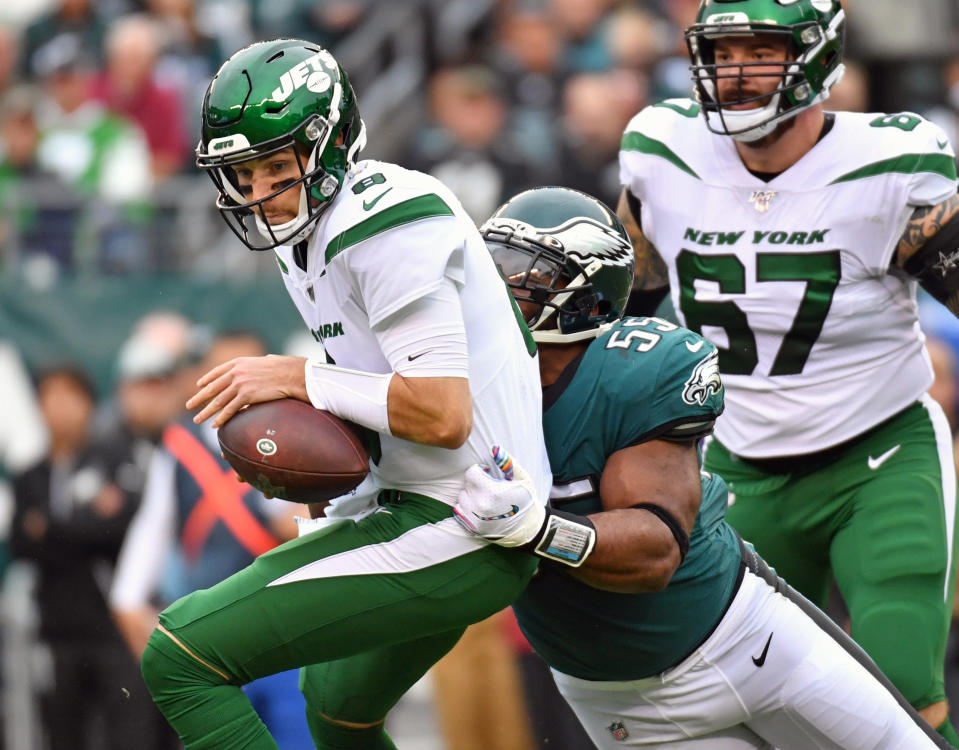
[{"x1": 304, "y1": 358, "x2": 393, "y2": 435}]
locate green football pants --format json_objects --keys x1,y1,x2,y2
[
  {"x1": 140, "y1": 492, "x2": 538, "y2": 749},
  {"x1": 706, "y1": 397, "x2": 957, "y2": 712}
]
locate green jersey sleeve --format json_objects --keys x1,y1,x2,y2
[{"x1": 594, "y1": 316, "x2": 724, "y2": 451}]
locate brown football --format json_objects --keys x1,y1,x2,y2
[{"x1": 218, "y1": 399, "x2": 370, "y2": 503}]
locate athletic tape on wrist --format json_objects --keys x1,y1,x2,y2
[{"x1": 525, "y1": 508, "x2": 596, "y2": 567}]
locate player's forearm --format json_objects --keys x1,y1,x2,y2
[
  {"x1": 564, "y1": 509, "x2": 682, "y2": 593},
  {"x1": 304, "y1": 363, "x2": 471, "y2": 448},
  {"x1": 386, "y1": 375, "x2": 472, "y2": 448}
]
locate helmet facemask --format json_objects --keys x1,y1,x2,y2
[
  {"x1": 196, "y1": 40, "x2": 367, "y2": 251},
  {"x1": 686, "y1": 8, "x2": 846, "y2": 142},
  {"x1": 482, "y1": 218, "x2": 629, "y2": 344}
]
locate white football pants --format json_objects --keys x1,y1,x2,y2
[{"x1": 552, "y1": 568, "x2": 942, "y2": 749}]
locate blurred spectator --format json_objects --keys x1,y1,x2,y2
[
  {"x1": 146, "y1": 0, "x2": 225, "y2": 153},
  {"x1": 645, "y1": 0, "x2": 701, "y2": 100},
  {"x1": 9, "y1": 363, "x2": 168, "y2": 750},
  {"x1": 0, "y1": 85, "x2": 47, "y2": 265},
  {"x1": 250, "y1": 0, "x2": 369, "y2": 49},
  {"x1": 926, "y1": 56, "x2": 959, "y2": 163},
  {"x1": 110, "y1": 329, "x2": 311, "y2": 750},
  {"x1": 92, "y1": 14, "x2": 190, "y2": 180},
  {"x1": 549, "y1": 0, "x2": 614, "y2": 73},
  {"x1": 430, "y1": 609, "x2": 537, "y2": 750},
  {"x1": 486, "y1": 5, "x2": 566, "y2": 166},
  {"x1": 32, "y1": 31, "x2": 153, "y2": 271},
  {"x1": 556, "y1": 69, "x2": 647, "y2": 206},
  {"x1": 21, "y1": 0, "x2": 106, "y2": 81},
  {"x1": 0, "y1": 340, "x2": 48, "y2": 569},
  {"x1": 605, "y1": 4, "x2": 671, "y2": 73},
  {"x1": 0, "y1": 25, "x2": 21, "y2": 97},
  {"x1": 104, "y1": 309, "x2": 206, "y2": 448},
  {"x1": 827, "y1": 59, "x2": 870, "y2": 113},
  {"x1": 411, "y1": 64, "x2": 549, "y2": 222}
]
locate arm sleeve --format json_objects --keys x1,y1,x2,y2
[
  {"x1": 373, "y1": 275, "x2": 469, "y2": 379},
  {"x1": 109, "y1": 448, "x2": 176, "y2": 610}
]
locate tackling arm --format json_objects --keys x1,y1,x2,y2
[
  {"x1": 569, "y1": 438, "x2": 701, "y2": 594},
  {"x1": 894, "y1": 192, "x2": 959, "y2": 313}
]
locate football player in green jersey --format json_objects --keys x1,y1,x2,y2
[
  {"x1": 617, "y1": 0, "x2": 959, "y2": 741},
  {"x1": 139, "y1": 39, "x2": 552, "y2": 750},
  {"x1": 454, "y1": 186, "x2": 954, "y2": 748}
]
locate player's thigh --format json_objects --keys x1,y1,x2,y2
[
  {"x1": 830, "y1": 400, "x2": 957, "y2": 704},
  {"x1": 745, "y1": 609, "x2": 942, "y2": 750},
  {"x1": 707, "y1": 571, "x2": 942, "y2": 750},
  {"x1": 300, "y1": 629, "x2": 463, "y2": 724},
  {"x1": 158, "y1": 504, "x2": 537, "y2": 684},
  {"x1": 550, "y1": 670, "x2": 769, "y2": 749},
  {"x1": 705, "y1": 441, "x2": 833, "y2": 605}
]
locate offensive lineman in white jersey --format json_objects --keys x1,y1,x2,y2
[
  {"x1": 617, "y1": 0, "x2": 959, "y2": 743},
  {"x1": 136, "y1": 39, "x2": 550, "y2": 750}
]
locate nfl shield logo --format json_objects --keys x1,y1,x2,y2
[
  {"x1": 607, "y1": 721, "x2": 629, "y2": 741},
  {"x1": 748, "y1": 190, "x2": 778, "y2": 213}
]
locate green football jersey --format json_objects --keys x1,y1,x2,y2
[{"x1": 512, "y1": 316, "x2": 742, "y2": 680}]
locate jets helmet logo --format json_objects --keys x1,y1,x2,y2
[
  {"x1": 683, "y1": 349, "x2": 723, "y2": 406},
  {"x1": 272, "y1": 50, "x2": 338, "y2": 102},
  {"x1": 556, "y1": 218, "x2": 633, "y2": 268}
]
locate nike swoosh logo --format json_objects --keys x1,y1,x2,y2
[
  {"x1": 477, "y1": 505, "x2": 520, "y2": 521},
  {"x1": 867, "y1": 444, "x2": 901, "y2": 470},
  {"x1": 938, "y1": 136, "x2": 950, "y2": 150},
  {"x1": 362, "y1": 187, "x2": 393, "y2": 210},
  {"x1": 752, "y1": 632, "x2": 773, "y2": 667},
  {"x1": 685, "y1": 340, "x2": 705, "y2": 353},
  {"x1": 407, "y1": 349, "x2": 431, "y2": 361}
]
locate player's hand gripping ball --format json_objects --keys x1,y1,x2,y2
[{"x1": 217, "y1": 399, "x2": 369, "y2": 502}]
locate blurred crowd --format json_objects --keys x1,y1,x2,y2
[{"x1": 2, "y1": 0, "x2": 959, "y2": 748}]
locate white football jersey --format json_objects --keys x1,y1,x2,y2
[
  {"x1": 620, "y1": 100, "x2": 958, "y2": 457},
  {"x1": 275, "y1": 159, "x2": 550, "y2": 505}
]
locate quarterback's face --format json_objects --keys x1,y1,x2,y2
[
  {"x1": 231, "y1": 147, "x2": 303, "y2": 225},
  {"x1": 713, "y1": 34, "x2": 790, "y2": 109}
]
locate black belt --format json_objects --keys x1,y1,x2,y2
[{"x1": 735, "y1": 402, "x2": 915, "y2": 476}]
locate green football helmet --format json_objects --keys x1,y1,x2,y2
[
  {"x1": 686, "y1": 0, "x2": 845, "y2": 142},
  {"x1": 481, "y1": 187, "x2": 634, "y2": 344},
  {"x1": 196, "y1": 39, "x2": 366, "y2": 250}
]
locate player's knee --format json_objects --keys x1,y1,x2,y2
[
  {"x1": 141, "y1": 628, "x2": 177, "y2": 701},
  {"x1": 307, "y1": 711, "x2": 392, "y2": 750},
  {"x1": 853, "y1": 599, "x2": 943, "y2": 705},
  {"x1": 141, "y1": 627, "x2": 219, "y2": 704}
]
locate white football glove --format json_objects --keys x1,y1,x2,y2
[{"x1": 453, "y1": 446, "x2": 546, "y2": 547}]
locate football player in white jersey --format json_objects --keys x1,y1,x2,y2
[
  {"x1": 617, "y1": 0, "x2": 959, "y2": 744},
  {"x1": 136, "y1": 39, "x2": 551, "y2": 750}
]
